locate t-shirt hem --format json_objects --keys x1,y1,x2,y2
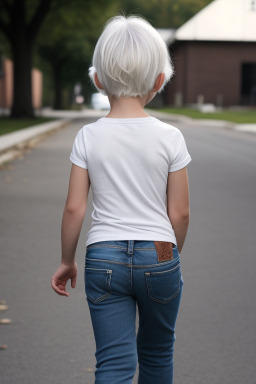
[
  {"x1": 70, "y1": 154, "x2": 88, "y2": 169},
  {"x1": 86, "y1": 234, "x2": 177, "y2": 247},
  {"x1": 169, "y1": 155, "x2": 192, "y2": 172}
]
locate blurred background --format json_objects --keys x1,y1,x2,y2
[
  {"x1": 1, "y1": 2, "x2": 256, "y2": 384},
  {"x1": 1, "y1": 0, "x2": 255, "y2": 122}
]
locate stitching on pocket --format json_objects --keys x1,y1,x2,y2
[
  {"x1": 145, "y1": 262, "x2": 180, "y2": 276},
  {"x1": 85, "y1": 268, "x2": 112, "y2": 303},
  {"x1": 145, "y1": 264, "x2": 181, "y2": 304}
]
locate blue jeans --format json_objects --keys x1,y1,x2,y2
[{"x1": 85, "y1": 240, "x2": 184, "y2": 384}]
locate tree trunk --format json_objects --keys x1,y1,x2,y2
[
  {"x1": 0, "y1": 0, "x2": 52, "y2": 118},
  {"x1": 53, "y1": 63, "x2": 63, "y2": 110},
  {"x1": 11, "y1": 37, "x2": 34, "y2": 118}
]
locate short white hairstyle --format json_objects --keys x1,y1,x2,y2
[{"x1": 89, "y1": 15, "x2": 174, "y2": 98}]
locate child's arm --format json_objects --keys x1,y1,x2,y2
[
  {"x1": 167, "y1": 167, "x2": 190, "y2": 254},
  {"x1": 51, "y1": 164, "x2": 90, "y2": 297}
]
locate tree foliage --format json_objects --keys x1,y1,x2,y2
[{"x1": 118, "y1": 0, "x2": 214, "y2": 28}]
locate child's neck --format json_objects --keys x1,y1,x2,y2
[{"x1": 106, "y1": 94, "x2": 152, "y2": 118}]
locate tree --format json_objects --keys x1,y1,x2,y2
[
  {"x1": 36, "y1": 0, "x2": 119, "y2": 109},
  {"x1": 119, "y1": 0, "x2": 214, "y2": 28},
  {"x1": 0, "y1": 0, "x2": 53, "y2": 117}
]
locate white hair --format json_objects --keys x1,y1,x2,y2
[{"x1": 88, "y1": 15, "x2": 174, "y2": 98}]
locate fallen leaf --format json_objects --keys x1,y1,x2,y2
[
  {"x1": 85, "y1": 368, "x2": 94, "y2": 372},
  {"x1": 0, "y1": 305, "x2": 8, "y2": 311},
  {"x1": 0, "y1": 319, "x2": 12, "y2": 324},
  {"x1": 0, "y1": 345, "x2": 8, "y2": 350}
]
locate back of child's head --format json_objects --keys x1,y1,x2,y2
[{"x1": 89, "y1": 15, "x2": 174, "y2": 98}]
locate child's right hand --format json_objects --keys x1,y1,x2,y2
[{"x1": 51, "y1": 262, "x2": 78, "y2": 297}]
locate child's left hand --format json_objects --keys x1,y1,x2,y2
[{"x1": 51, "y1": 262, "x2": 78, "y2": 297}]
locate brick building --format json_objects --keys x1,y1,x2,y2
[{"x1": 164, "y1": 0, "x2": 256, "y2": 107}]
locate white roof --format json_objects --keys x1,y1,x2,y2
[
  {"x1": 156, "y1": 29, "x2": 176, "y2": 45},
  {"x1": 175, "y1": 0, "x2": 256, "y2": 42}
]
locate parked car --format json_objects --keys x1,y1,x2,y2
[{"x1": 91, "y1": 93, "x2": 110, "y2": 110}]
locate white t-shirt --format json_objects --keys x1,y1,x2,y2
[{"x1": 70, "y1": 116, "x2": 192, "y2": 247}]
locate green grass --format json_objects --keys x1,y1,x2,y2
[
  {"x1": 0, "y1": 117, "x2": 58, "y2": 136},
  {"x1": 154, "y1": 108, "x2": 256, "y2": 124}
]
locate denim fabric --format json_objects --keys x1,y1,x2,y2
[{"x1": 85, "y1": 240, "x2": 184, "y2": 384}]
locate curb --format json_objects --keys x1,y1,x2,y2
[
  {"x1": 148, "y1": 109, "x2": 256, "y2": 133},
  {"x1": 0, "y1": 118, "x2": 71, "y2": 166}
]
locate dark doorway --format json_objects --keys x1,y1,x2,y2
[{"x1": 241, "y1": 63, "x2": 256, "y2": 106}]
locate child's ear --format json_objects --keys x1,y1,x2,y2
[
  {"x1": 152, "y1": 73, "x2": 165, "y2": 92},
  {"x1": 95, "y1": 73, "x2": 104, "y2": 90}
]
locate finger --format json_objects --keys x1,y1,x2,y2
[
  {"x1": 53, "y1": 286, "x2": 69, "y2": 297},
  {"x1": 51, "y1": 279, "x2": 69, "y2": 297},
  {"x1": 52, "y1": 283, "x2": 68, "y2": 296},
  {"x1": 71, "y1": 275, "x2": 77, "y2": 289}
]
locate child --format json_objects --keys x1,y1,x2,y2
[{"x1": 52, "y1": 15, "x2": 192, "y2": 384}]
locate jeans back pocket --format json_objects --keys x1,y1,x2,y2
[
  {"x1": 145, "y1": 263, "x2": 181, "y2": 304},
  {"x1": 85, "y1": 267, "x2": 112, "y2": 303}
]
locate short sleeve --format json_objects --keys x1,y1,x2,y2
[
  {"x1": 169, "y1": 129, "x2": 192, "y2": 172},
  {"x1": 70, "y1": 128, "x2": 88, "y2": 169}
]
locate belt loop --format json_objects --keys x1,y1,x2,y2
[{"x1": 127, "y1": 240, "x2": 134, "y2": 254}]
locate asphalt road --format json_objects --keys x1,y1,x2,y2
[{"x1": 0, "y1": 115, "x2": 256, "y2": 384}]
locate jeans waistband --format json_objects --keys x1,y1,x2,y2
[{"x1": 87, "y1": 240, "x2": 177, "y2": 255}]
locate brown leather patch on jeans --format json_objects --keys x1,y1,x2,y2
[{"x1": 154, "y1": 241, "x2": 174, "y2": 262}]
